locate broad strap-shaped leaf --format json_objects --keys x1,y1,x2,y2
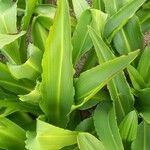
[
  {"x1": 0, "y1": 99, "x2": 41, "y2": 117},
  {"x1": 77, "y1": 132, "x2": 105, "y2": 150},
  {"x1": 72, "y1": 0, "x2": 89, "y2": 20},
  {"x1": 34, "y1": 4, "x2": 56, "y2": 17},
  {"x1": 127, "y1": 65, "x2": 146, "y2": 90},
  {"x1": 93, "y1": 102, "x2": 124, "y2": 150},
  {"x1": 88, "y1": 27, "x2": 135, "y2": 122},
  {"x1": 0, "y1": 0, "x2": 17, "y2": 33},
  {"x1": 132, "y1": 121, "x2": 150, "y2": 150},
  {"x1": 20, "y1": 0, "x2": 38, "y2": 62},
  {"x1": 22, "y1": 0, "x2": 38, "y2": 30},
  {"x1": 113, "y1": 16, "x2": 143, "y2": 55},
  {"x1": 72, "y1": 9, "x2": 107, "y2": 66},
  {"x1": 32, "y1": 16, "x2": 51, "y2": 51},
  {"x1": 102, "y1": 0, "x2": 127, "y2": 16},
  {"x1": 8, "y1": 44, "x2": 42, "y2": 81},
  {"x1": 19, "y1": 81, "x2": 41, "y2": 105},
  {"x1": 79, "y1": 89, "x2": 109, "y2": 110},
  {"x1": 72, "y1": 10, "x2": 92, "y2": 65},
  {"x1": 75, "y1": 117, "x2": 94, "y2": 132},
  {"x1": 0, "y1": 0, "x2": 22, "y2": 64},
  {"x1": 137, "y1": 88, "x2": 150, "y2": 124},
  {"x1": 136, "y1": 5, "x2": 150, "y2": 33},
  {"x1": 26, "y1": 119, "x2": 78, "y2": 150},
  {"x1": 103, "y1": 0, "x2": 143, "y2": 55},
  {"x1": 137, "y1": 45, "x2": 150, "y2": 84},
  {"x1": 0, "y1": 32, "x2": 25, "y2": 49},
  {"x1": 104, "y1": 0, "x2": 146, "y2": 42},
  {"x1": 40, "y1": 0, "x2": 74, "y2": 127},
  {"x1": 72, "y1": 50, "x2": 139, "y2": 110},
  {"x1": 92, "y1": 0, "x2": 104, "y2": 10},
  {"x1": 119, "y1": 111, "x2": 138, "y2": 149},
  {"x1": 0, "y1": 117, "x2": 26, "y2": 150},
  {"x1": 0, "y1": 62, "x2": 33, "y2": 94}
]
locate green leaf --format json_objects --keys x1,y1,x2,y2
[
  {"x1": 26, "y1": 119, "x2": 78, "y2": 150},
  {"x1": 137, "y1": 45, "x2": 150, "y2": 83},
  {"x1": 93, "y1": 102, "x2": 124, "y2": 150},
  {"x1": 137, "y1": 88, "x2": 150, "y2": 124},
  {"x1": 40, "y1": 0, "x2": 74, "y2": 127},
  {"x1": 73, "y1": 50, "x2": 139, "y2": 110},
  {"x1": 20, "y1": 0, "x2": 38, "y2": 62},
  {"x1": 132, "y1": 121, "x2": 150, "y2": 150},
  {"x1": 34, "y1": 4, "x2": 56, "y2": 17},
  {"x1": 88, "y1": 27, "x2": 135, "y2": 122},
  {"x1": 92, "y1": 0, "x2": 104, "y2": 10},
  {"x1": 0, "y1": 99, "x2": 41, "y2": 117},
  {"x1": 75, "y1": 117, "x2": 94, "y2": 132},
  {"x1": 72, "y1": 10, "x2": 92, "y2": 65},
  {"x1": 104, "y1": 0, "x2": 146, "y2": 42},
  {"x1": 0, "y1": 0, "x2": 17, "y2": 33},
  {"x1": 77, "y1": 132, "x2": 105, "y2": 150},
  {"x1": 119, "y1": 111, "x2": 138, "y2": 149},
  {"x1": 0, "y1": 0, "x2": 22, "y2": 64},
  {"x1": 22, "y1": 0, "x2": 38, "y2": 30},
  {"x1": 0, "y1": 62, "x2": 33, "y2": 94},
  {"x1": 113, "y1": 16, "x2": 143, "y2": 55},
  {"x1": 137, "y1": 6, "x2": 150, "y2": 33},
  {"x1": 127, "y1": 65, "x2": 146, "y2": 90},
  {"x1": 79, "y1": 89, "x2": 109, "y2": 110},
  {"x1": 19, "y1": 81, "x2": 41, "y2": 105},
  {"x1": 8, "y1": 44, "x2": 42, "y2": 81},
  {"x1": 102, "y1": 0, "x2": 127, "y2": 16},
  {"x1": 72, "y1": 0, "x2": 89, "y2": 20},
  {"x1": 0, "y1": 32, "x2": 25, "y2": 49},
  {"x1": 0, "y1": 117, "x2": 26, "y2": 150},
  {"x1": 32, "y1": 16, "x2": 50, "y2": 51}
]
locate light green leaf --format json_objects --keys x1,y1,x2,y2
[
  {"x1": 77, "y1": 132, "x2": 105, "y2": 150},
  {"x1": 0, "y1": 99, "x2": 41, "y2": 117},
  {"x1": 20, "y1": 0, "x2": 38, "y2": 62},
  {"x1": 0, "y1": 0, "x2": 17, "y2": 33},
  {"x1": 137, "y1": 45, "x2": 150, "y2": 83},
  {"x1": 0, "y1": 117, "x2": 26, "y2": 150},
  {"x1": 103, "y1": 0, "x2": 127, "y2": 16},
  {"x1": 113, "y1": 16, "x2": 143, "y2": 55},
  {"x1": 26, "y1": 119, "x2": 78, "y2": 150},
  {"x1": 22, "y1": 0, "x2": 38, "y2": 30},
  {"x1": 73, "y1": 51, "x2": 139, "y2": 110},
  {"x1": 88, "y1": 27, "x2": 135, "y2": 122},
  {"x1": 8, "y1": 44, "x2": 42, "y2": 80},
  {"x1": 0, "y1": 62, "x2": 33, "y2": 94},
  {"x1": 137, "y1": 88, "x2": 150, "y2": 124},
  {"x1": 72, "y1": 10, "x2": 92, "y2": 65},
  {"x1": 92, "y1": 0, "x2": 104, "y2": 10},
  {"x1": 79, "y1": 89, "x2": 109, "y2": 110},
  {"x1": 119, "y1": 111, "x2": 138, "y2": 148},
  {"x1": 132, "y1": 121, "x2": 150, "y2": 150},
  {"x1": 104, "y1": 0, "x2": 146, "y2": 42},
  {"x1": 137, "y1": 6, "x2": 150, "y2": 33},
  {"x1": 0, "y1": 32, "x2": 25, "y2": 49},
  {"x1": 75, "y1": 117, "x2": 94, "y2": 132},
  {"x1": 19, "y1": 81, "x2": 41, "y2": 105},
  {"x1": 40, "y1": 0, "x2": 74, "y2": 127},
  {"x1": 34, "y1": 4, "x2": 56, "y2": 18},
  {"x1": 72, "y1": 0, "x2": 89, "y2": 20},
  {"x1": 94, "y1": 102, "x2": 124, "y2": 150},
  {"x1": 127, "y1": 65, "x2": 146, "y2": 90},
  {"x1": 32, "y1": 16, "x2": 50, "y2": 51},
  {"x1": 0, "y1": 0, "x2": 22, "y2": 64}
]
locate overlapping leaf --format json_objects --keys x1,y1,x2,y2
[{"x1": 40, "y1": 0, "x2": 74, "y2": 127}]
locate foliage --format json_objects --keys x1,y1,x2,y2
[{"x1": 0, "y1": 0, "x2": 150, "y2": 149}]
